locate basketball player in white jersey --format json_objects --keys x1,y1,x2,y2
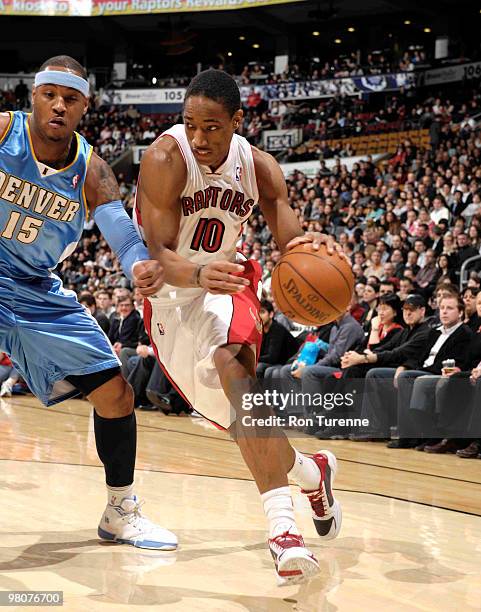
[{"x1": 135, "y1": 70, "x2": 342, "y2": 585}]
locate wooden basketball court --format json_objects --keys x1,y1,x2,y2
[{"x1": 1, "y1": 396, "x2": 480, "y2": 611}]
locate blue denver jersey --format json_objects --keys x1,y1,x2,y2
[{"x1": 0, "y1": 111, "x2": 91, "y2": 280}]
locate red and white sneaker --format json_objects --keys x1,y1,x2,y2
[
  {"x1": 302, "y1": 450, "x2": 342, "y2": 540},
  {"x1": 269, "y1": 531, "x2": 319, "y2": 586}
]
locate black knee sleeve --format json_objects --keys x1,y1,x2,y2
[{"x1": 94, "y1": 409, "x2": 137, "y2": 487}]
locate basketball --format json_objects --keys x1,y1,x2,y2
[{"x1": 271, "y1": 243, "x2": 354, "y2": 326}]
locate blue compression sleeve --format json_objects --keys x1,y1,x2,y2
[{"x1": 93, "y1": 200, "x2": 149, "y2": 280}]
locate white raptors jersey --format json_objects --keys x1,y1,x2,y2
[{"x1": 136, "y1": 123, "x2": 259, "y2": 305}]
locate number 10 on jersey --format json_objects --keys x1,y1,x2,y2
[{"x1": 190, "y1": 217, "x2": 225, "y2": 253}]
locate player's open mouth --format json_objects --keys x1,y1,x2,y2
[{"x1": 48, "y1": 118, "x2": 66, "y2": 128}]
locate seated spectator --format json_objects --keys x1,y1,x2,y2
[
  {"x1": 256, "y1": 300, "x2": 299, "y2": 378},
  {"x1": 145, "y1": 364, "x2": 192, "y2": 415},
  {"x1": 392, "y1": 294, "x2": 472, "y2": 448},
  {"x1": 398, "y1": 276, "x2": 415, "y2": 302},
  {"x1": 359, "y1": 282, "x2": 379, "y2": 334},
  {"x1": 379, "y1": 280, "x2": 397, "y2": 296},
  {"x1": 123, "y1": 343, "x2": 156, "y2": 407},
  {"x1": 402, "y1": 251, "x2": 419, "y2": 278},
  {"x1": 436, "y1": 253, "x2": 456, "y2": 285},
  {"x1": 349, "y1": 293, "x2": 367, "y2": 323},
  {"x1": 108, "y1": 294, "x2": 145, "y2": 373},
  {"x1": 293, "y1": 310, "x2": 364, "y2": 412},
  {"x1": 456, "y1": 233, "x2": 478, "y2": 269},
  {"x1": 426, "y1": 282, "x2": 460, "y2": 328},
  {"x1": 463, "y1": 287, "x2": 481, "y2": 332},
  {"x1": 361, "y1": 292, "x2": 403, "y2": 351},
  {"x1": 267, "y1": 309, "x2": 362, "y2": 400},
  {"x1": 364, "y1": 250, "x2": 384, "y2": 279},
  {"x1": 420, "y1": 291, "x2": 481, "y2": 454},
  {"x1": 79, "y1": 292, "x2": 110, "y2": 334},
  {"x1": 415, "y1": 249, "x2": 440, "y2": 297},
  {"x1": 430, "y1": 196, "x2": 450, "y2": 225},
  {"x1": 342, "y1": 294, "x2": 430, "y2": 437}
]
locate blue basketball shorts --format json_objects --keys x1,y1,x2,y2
[{"x1": 0, "y1": 274, "x2": 120, "y2": 406}]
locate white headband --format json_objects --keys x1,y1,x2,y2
[{"x1": 35, "y1": 70, "x2": 89, "y2": 97}]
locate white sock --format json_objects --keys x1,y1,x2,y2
[
  {"x1": 107, "y1": 483, "x2": 135, "y2": 506},
  {"x1": 261, "y1": 486, "x2": 299, "y2": 538},
  {"x1": 287, "y1": 449, "x2": 321, "y2": 491}
]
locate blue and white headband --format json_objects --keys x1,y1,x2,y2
[{"x1": 34, "y1": 70, "x2": 89, "y2": 97}]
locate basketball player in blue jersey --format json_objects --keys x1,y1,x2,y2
[
  {"x1": 136, "y1": 70, "x2": 344, "y2": 585},
  {"x1": 0, "y1": 55, "x2": 177, "y2": 551}
]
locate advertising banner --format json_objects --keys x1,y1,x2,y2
[
  {"x1": 263, "y1": 128, "x2": 302, "y2": 152},
  {"x1": 239, "y1": 72, "x2": 416, "y2": 103},
  {"x1": 0, "y1": 0, "x2": 304, "y2": 15},
  {"x1": 101, "y1": 88, "x2": 185, "y2": 106},
  {"x1": 0, "y1": 0, "x2": 92, "y2": 15},
  {"x1": 92, "y1": 0, "x2": 304, "y2": 16},
  {"x1": 104, "y1": 72, "x2": 416, "y2": 109},
  {"x1": 421, "y1": 61, "x2": 481, "y2": 87}
]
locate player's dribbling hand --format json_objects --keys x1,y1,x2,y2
[
  {"x1": 199, "y1": 261, "x2": 250, "y2": 295},
  {"x1": 132, "y1": 260, "x2": 164, "y2": 296},
  {"x1": 286, "y1": 232, "x2": 349, "y2": 263}
]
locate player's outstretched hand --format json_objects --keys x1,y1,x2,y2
[
  {"x1": 286, "y1": 232, "x2": 349, "y2": 262},
  {"x1": 132, "y1": 260, "x2": 164, "y2": 296},
  {"x1": 199, "y1": 261, "x2": 250, "y2": 295}
]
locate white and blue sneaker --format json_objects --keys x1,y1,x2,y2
[{"x1": 98, "y1": 496, "x2": 178, "y2": 550}]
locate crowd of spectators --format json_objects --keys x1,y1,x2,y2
[
  {"x1": 236, "y1": 48, "x2": 428, "y2": 86},
  {"x1": 243, "y1": 85, "x2": 481, "y2": 152},
  {"x1": 116, "y1": 46, "x2": 429, "y2": 90}
]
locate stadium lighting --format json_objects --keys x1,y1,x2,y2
[
  {"x1": 312, "y1": 31, "x2": 320, "y2": 36},
  {"x1": 334, "y1": 38, "x2": 342, "y2": 44},
  {"x1": 152, "y1": 77, "x2": 157, "y2": 85},
  {"x1": 404, "y1": 20, "x2": 411, "y2": 25},
  {"x1": 252, "y1": 43, "x2": 260, "y2": 49},
  {"x1": 238, "y1": 35, "x2": 246, "y2": 40},
  {"x1": 227, "y1": 52, "x2": 233, "y2": 57},
  {"x1": 347, "y1": 27, "x2": 355, "y2": 32},
  {"x1": 424, "y1": 27, "x2": 431, "y2": 33}
]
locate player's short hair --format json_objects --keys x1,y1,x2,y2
[
  {"x1": 39, "y1": 55, "x2": 87, "y2": 81},
  {"x1": 185, "y1": 69, "x2": 241, "y2": 117}
]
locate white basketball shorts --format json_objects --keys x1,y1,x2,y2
[{"x1": 143, "y1": 260, "x2": 263, "y2": 429}]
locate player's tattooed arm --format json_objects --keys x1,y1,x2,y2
[
  {"x1": 85, "y1": 152, "x2": 164, "y2": 294},
  {"x1": 84, "y1": 152, "x2": 121, "y2": 214},
  {"x1": 0, "y1": 112, "x2": 12, "y2": 142}
]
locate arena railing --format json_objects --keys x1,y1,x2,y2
[{"x1": 460, "y1": 255, "x2": 481, "y2": 290}]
